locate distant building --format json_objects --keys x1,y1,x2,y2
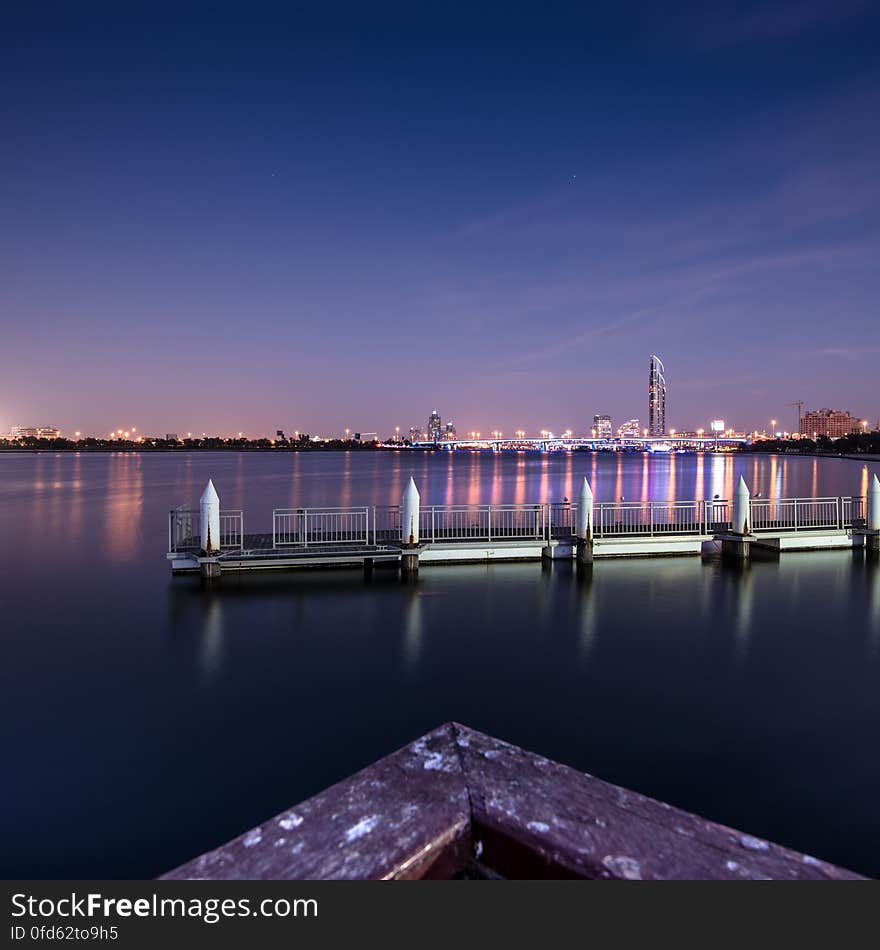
[
  {"x1": 165, "y1": 433, "x2": 179, "y2": 441},
  {"x1": 593, "y1": 414, "x2": 612, "y2": 440},
  {"x1": 11, "y1": 425, "x2": 61, "y2": 439},
  {"x1": 618, "y1": 419, "x2": 641, "y2": 439},
  {"x1": 648, "y1": 355, "x2": 666, "y2": 436},
  {"x1": 445, "y1": 420, "x2": 457, "y2": 441},
  {"x1": 276, "y1": 429, "x2": 286, "y2": 439},
  {"x1": 428, "y1": 410, "x2": 442, "y2": 443},
  {"x1": 354, "y1": 432, "x2": 378, "y2": 442},
  {"x1": 799, "y1": 408, "x2": 859, "y2": 439},
  {"x1": 409, "y1": 426, "x2": 424, "y2": 443}
]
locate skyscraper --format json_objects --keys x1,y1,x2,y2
[
  {"x1": 648, "y1": 355, "x2": 666, "y2": 436},
  {"x1": 428, "y1": 410, "x2": 442, "y2": 443},
  {"x1": 618, "y1": 418, "x2": 641, "y2": 438},
  {"x1": 593, "y1": 414, "x2": 612, "y2": 440}
]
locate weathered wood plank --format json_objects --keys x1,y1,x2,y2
[
  {"x1": 162, "y1": 724, "x2": 471, "y2": 880},
  {"x1": 161, "y1": 722, "x2": 865, "y2": 880},
  {"x1": 453, "y1": 724, "x2": 861, "y2": 880}
]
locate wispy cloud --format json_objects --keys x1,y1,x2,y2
[{"x1": 691, "y1": 0, "x2": 869, "y2": 51}]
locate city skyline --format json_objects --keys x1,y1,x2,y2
[{"x1": 2, "y1": 2, "x2": 879, "y2": 438}]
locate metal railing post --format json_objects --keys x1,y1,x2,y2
[
  {"x1": 650, "y1": 503, "x2": 654, "y2": 537},
  {"x1": 793, "y1": 500, "x2": 799, "y2": 532},
  {"x1": 487, "y1": 505, "x2": 492, "y2": 543}
]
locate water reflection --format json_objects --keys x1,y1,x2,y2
[
  {"x1": 200, "y1": 595, "x2": 225, "y2": 687},
  {"x1": 869, "y1": 559, "x2": 880, "y2": 661},
  {"x1": 576, "y1": 566, "x2": 597, "y2": 669},
  {"x1": 103, "y1": 453, "x2": 144, "y2": 562},
  {"x1": 403, "y1": 588, "x2": 423, "y2": 676}
]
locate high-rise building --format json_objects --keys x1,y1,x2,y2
[
  {"x1": 445, "y1": 420, "x2": 457, "y2": 441},
  {"x1": 618, "y1": 418, "x2": 641, "y2": 438},
  {"x1": 593, "y1": 414, "x2": 612, "y2": 440},
  {"x1": 409, "y1": 426, "x2": 424, "y2": 443},
  {"x1": 648, "y1": 355, "x2": 666, "y2": 436},
  {"x1": 799, "y1": 409, "x2": 859, "y2": 439},
  {"x1": 428, "y1": 410, "x2": 442, "y2": 443}
]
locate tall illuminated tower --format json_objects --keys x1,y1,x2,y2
[
  {"x1": 427, "y1": 409, "x2": 442, "y2": 443},
  {"x1": 648, "y1": 355, "x2": 666, "y2": 436}
]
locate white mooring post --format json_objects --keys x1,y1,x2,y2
[
  {"x1": 732, "y1": 475, "x2": 751, "y2": 536},
  {"x1": 867, "y1": 475, "x2": 880, "y2": 555},
  {"x1": 576, "y1": 477, "x2": 594, "y2": 565},
  {"x1": 401, "y1": 477, "x2": 420, "y2": 545},
  {"x1": 869, "y1": 475, "x2": 880, "y2": 531},
  {"x1": 576, "y1": 477, "x2": 594, "y2": 540},
  {"x1": 200, "y1": 479, "x2": 221, "y2": 555},
  {"x1": 401, "y1": 477, "x2": 420, "y2": 577}
]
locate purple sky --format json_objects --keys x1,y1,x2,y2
[{"x1": 2, "y1": 1, "x2": 878, "y2": 438}]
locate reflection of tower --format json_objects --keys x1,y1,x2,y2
[
  {"x1": 648, "y1": 355, "x2": 666, "y2": 436},
  {"x1": 428, "y1": 410, "x2": 442, "y2": 443}
]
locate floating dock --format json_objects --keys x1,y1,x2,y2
[{"x1": 167, "y1": 475, "x2": 880, "y2": 577}]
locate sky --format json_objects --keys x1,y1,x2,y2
[{"x1": 1, "y1": 0, "x2": 878, "y2": 438}]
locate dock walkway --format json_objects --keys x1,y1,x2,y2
[{"x1": 166, "y1": 475, "x2": 880, "y2": 577}]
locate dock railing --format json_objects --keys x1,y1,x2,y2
[
  {"x1": 171, "y1": 495, "x2": 869, "y2": 554},
  {"x1": 420, "y1": 504, "x2": 546, "y2": 543},
  {"x1": 273, "y1": 507, "x2": 372, "y2": 548},
  {"x1": 168, "y1": 508, "x2": 244, "y2": 553}
]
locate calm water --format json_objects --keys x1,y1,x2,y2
[{"x1": 2, "y1": 450, "x2": 879, "y2": 879}]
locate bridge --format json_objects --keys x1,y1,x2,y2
[{"x1": 405, "y1": 435, "x2": 749, "y2": 451}]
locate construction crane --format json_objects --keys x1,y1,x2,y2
[{"x1": 787, "y1": 400, "x2": 804, "y2": 434}]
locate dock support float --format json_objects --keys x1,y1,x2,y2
[{"x1": 200, "y1": 560, "x2": 221, "y2": 579}]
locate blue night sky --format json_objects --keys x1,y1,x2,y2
[{"x1": 2, "y1": 0, "x2": 878, "y2": 437}]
